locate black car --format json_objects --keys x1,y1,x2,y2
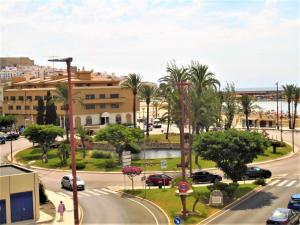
[
  {"x1": 242, "y1": 167, "x2": 272, "y2": 180},
  {"x1": 5, "y1": 132, "x2": 19, "y2": 140},
  {"x1": 0, "y1": 136, "x2": 6, "y2": 144},
  {"x1": 266, "y1": 208, "x2": 300, "y2": 225},
  {"x1": 191, "y1": 171, "x2": 222, "y2": 183}
]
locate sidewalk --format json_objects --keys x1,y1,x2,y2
[{"x1": 45, "y1": 190, "x2": 83, "y2": 225}]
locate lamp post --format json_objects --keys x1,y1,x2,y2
[
  {"x1": 276, "y1": 82, "x2": 279, "y2": 130},
  {"x1": 8, "y1": 102, "x2": 13, "y2": 162},
  {"x1": 48, "y1": 57, "x2": 79, "y2": 225}
]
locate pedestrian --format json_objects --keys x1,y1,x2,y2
[{"x1": 57, "y1": 201, "x2": 66, "y2": 221}]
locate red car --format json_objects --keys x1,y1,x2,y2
[{"x1": 146, "y1": 174, "x2": 172, "y2": 186}]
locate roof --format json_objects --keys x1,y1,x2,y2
[{"x1": 0, "y1": 164, "x2": 32, "y2": 176}]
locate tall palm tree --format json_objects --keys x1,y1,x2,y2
[
  {"x1": 158, "y1": 82, "x2": 172, "y2": 139},
  {"x1": 282, "y1": 84, "x2": 296, "y2": 129},
  {"x1": 121, "y1": 74, "x2": 143, "y2": 128},
  {"x1": 240, "y1": 94, "x2": 255, "y2": 130},
  {"x1": 292, "y1": 86, "x2": 300, "y2": 129},
  {"x1": 139, "y1": 84, "x2": 157, "y2": 136}
]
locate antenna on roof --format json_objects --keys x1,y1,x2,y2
[{"x1": 48, "y1": 56, "x2": 59, "y2": 73}]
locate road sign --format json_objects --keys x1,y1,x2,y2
[
  {"x1": 161, "y1": 160, "x2": 167, "y2": 169},
  {"x1": 178, "y1": 181, "x2": 190, "y2": 193},
  {"x1": 174, "y1": 216, "x2": 181, "y2": 225}
]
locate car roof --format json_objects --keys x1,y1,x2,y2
[{"x1": 291, "y1": 194, "x2": 300, "y2": 199}]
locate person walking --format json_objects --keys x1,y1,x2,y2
[{"x1": 57, "y1": 201, "x2": 66, "y2": 221}]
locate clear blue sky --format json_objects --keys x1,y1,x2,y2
[{"x1": 0, "y1": 0, "x2": 299, "y2": 88}]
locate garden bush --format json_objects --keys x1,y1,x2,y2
[
  {"x1": 104, "y1": 159, "x2": 117, "y2": 168},
  {"x1": 208, "y1": 182, "x2": 239, "y2": 198},
  {"x1": 69, "y1": 161, "x2": 86, "y2": 170},
  {"x1": 254, "y1": 177, "x2": 266, "y2": 186},
  {"x1": 91, "y1": 150, "x2": 112, "y2": 159}
]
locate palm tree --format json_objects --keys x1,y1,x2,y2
[
  {"x1": 292, "y1": 86, "x2": 300, "y2": 129},
  {"x1": 282, "y1": 84, "x2": 296, "y2": 129},
  {"x1": 139, "y1": 84, "x2": 157, "y2": 136},
  {"x1": 240, "y1": 95, "x2": 255, "y2": 130},
  {"x1": 121, "y1": 74, "x2": 143, "y2": 128},
  {"x1": 76, "y1": 125, "x2": 87, "y2": 158},
  {"x1": 158, "y1": 82, "x2": 172, "y2": 139}
]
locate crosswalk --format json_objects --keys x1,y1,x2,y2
[
  {"x1": 57, "y1": 188, "x2": 118, "y2": 199},
  {"x1": 269, "y1": 179, "x2": 300, "y2": 188}
]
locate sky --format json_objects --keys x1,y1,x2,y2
[{"x1": 0, "y1": 0, "x2": 299, "y2": 88}]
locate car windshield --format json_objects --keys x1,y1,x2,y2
[{"x1": 271, "y1": 210, "x2": 288, "y2": 219}]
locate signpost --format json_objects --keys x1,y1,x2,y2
[
  {"x1": 122, "y1": 151, "x2": 131, "y2": 167},
  {"x1": 209, "y1": 190, "x2": 224, "y2": 207},
  {"x1": 174, "y1": 216, "x2": 181, "y2": 225},
  {"x1": 161, "y1": 160, "x2": 167, "y2": 169},
  {"x1": 178, "y1": 181, "x2": 190, "y2": 194}
]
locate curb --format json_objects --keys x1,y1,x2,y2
[
  {"x1": 198, "y1": 182, "x2": 270, "y2": 225},
  {"x1": 117, "y1": 190, "x2": 171, "y2": 225}
]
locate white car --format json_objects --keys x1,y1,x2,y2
[{"x1": 61, "y1": 175, "x2": 85, "y2": 190}]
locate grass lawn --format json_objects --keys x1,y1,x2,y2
[
  {"x1": 145, "y1": 134, "x2": 180, "y2": 143},
  {"x1": 124, "y1": 184, "x2": 257, "y2": 225},
  {"x1": 15, "y1": 144, "x2": 291, "y2": 171}
]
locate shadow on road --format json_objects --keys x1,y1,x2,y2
[{"x1": 230, "y1": 191, "x2": 278, "y2": 211}]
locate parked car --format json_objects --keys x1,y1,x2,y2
[
  {"x1": 242, "y1": 167, "x2": 272, "y2": 180},
  {"x1": 0, "y1": 135, "x2": 6, "y2": 144},
  {"x1": 191, "y1": 171, "x2": 222, "y2": 183},
  {"x1": 266, "y1": 208, "x2": 300, "y2": 225},
  {"x1": 153, "y1": 119, "x2": 162, "y2": 128},
  {"x1": 61, "y1": 175, "x2": 85, "y2": 191},
  {"x1": 288, "y1": 194, "x2": 300, "y2": 212},
  {"x1": 5, "y1": 132, "x2": 19, "y2": 141},
  {"x1": 146, "y1": 174, "x2": 172, "y2": 186}
]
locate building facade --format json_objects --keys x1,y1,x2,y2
[{"x1": 2, "y1": 70, "x2": 138, "y2": 128}]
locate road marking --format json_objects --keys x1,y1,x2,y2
[
  {"x1": 286, "y1": 180, "x2": 297, "y2": 187},
  {"x1": 79, "y1": 192, "x2": 91, "y2": 197},
  {"x1": 126, "y1": 198, "x2": 159, "y2": 225},
  {"x1": 92, "y1": 189, "x2": 109, "y2": 195},
  {"x1": 102, "y1": 188, "x2": 118, "y2": 194},
  {"x1": 278, "y1": 180, "x2": 289, "y2": 187},
  {"x1": 269, "y1": 180, "x2": 281, "y2": 186},
  {"x1": 85, "y1": 190, "x2": 101, "y2": 196}
]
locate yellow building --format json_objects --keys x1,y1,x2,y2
[
  {"x1": 0, "y1": 164, "x2": 40, "y2": 224},
  {"x1": 2, "y1": 71, "x2": 138, "y2": 128}
]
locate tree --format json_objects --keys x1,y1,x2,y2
[
  {"x1": 292, "y1": 86, "x2": 300, "y2": 129},
  {"x1": 139, "y1": 84, "x2": 157, "y2": 136},
  {"x1": 94, "y1": 124, "x2": 144, "y2": 164},
  {"x1": 122, "y1": 166, "x2": 143, "y2": 190},
  {"x1": 193, "y1": 129, "x2": 269, "y2": 182},
  {"x1": 36, "y1": 98, "x2": 45, "y2": 125},
  {"x1": 121, "y1": 74, "x2": 143, "y2": 128},
  {"x1": 23, "y1": 124, "x2": 64, "y2": 163},
  {"x1": 76, "y1": 125, "x2": 88, "y2": 158},
  {"x1": 57, "y1": 143, "x2": 70, "y2": 166},
  {"x1": 282, "y1": 84, "x2": 296, "y2": 129},
  {"x1": 223, "y1": 83, "x2": 237, "y2": 129},
  {"x1": 0, "y1": 115, "x2": 16, "y2": 127},
  {"x1": 240, "y1": 95, "x2": 255, "y2": 130},
  {"x1": 45, "y1": 90, "x2": 59, "y2": 125}
]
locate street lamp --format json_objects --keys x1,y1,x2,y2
[
  {"x1": 8, "y1": 102, "x2": 13, "y2": 162},
  {"x1": 48, "y1": 57, "x2": 79, "y2": 225}
]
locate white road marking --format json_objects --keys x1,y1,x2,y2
[
  {"x1": 101, "y1": 188, "x2": 118, "y2": 194},
  {"x1": 79, "y1": 192, "x2": 91, "y2": 197},
  {"x1": 92, "y1": 189, "x2": 109, "y2": 195},
  {"x1": 278, "y1": 180, "x2": 289, "y2": 187},
  {"x1": 269, "y1": 180, "x2": 281, "y2": 186},
  {"x1": 85, "y1": 190, "x2": 101, "y2": 196},
  {"x1": 286, "y1": 180, "x2": 297, "y2": 187}
]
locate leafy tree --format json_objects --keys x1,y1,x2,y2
[
  {"x1": 76, "y1": 125, "x2": 88, "y2": 158},
  {"x1": 193, "y1": 129, "x2": 269, "y2": 182},
  {"x1": 122, "y1": 166, "x2": 143, "y2": 190},
  {"x1": 36, "y1": 98, "x2": 45, "y2": 125},
  {"x1": 139, "y1": 84, "x2": 157, "y2": 136},
  {"x1": 192, "y1": 189, "x2": 209, "y2": 212},
  {"x1": 239, "y1": 95, "x2": 255, "y2": 130},
  {"x1": 282, "y1": 84, "x2": 296, "y2": 129},
  {"x1": 45, "y1": 90, "x2": 59, "y2": 125},
  {"x1": 94, "y1": 124, "x2": 144, "y2": 164},
  {"x1": 57, "y1": 143, "x2": 70, "y2": 166},
  {"x1": 23, "y1": 124, "x2": 64, "y2": 163},
  {"x1": 223, "y1": 83, "x2": 237, "y2": 129},
  {"x1": 121, "y1": 73, "x2": 143, "y2": 128},
  {"x1": 292, "y1": 86, "x2": 300, "y2": 129},
  {"x1": 0, "y1": 115, "x2": 16, "y2": 127}
]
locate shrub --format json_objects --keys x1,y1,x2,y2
[
  {"x1": 225, "y1": 183, "x2": 239, "y2": 198},
  {"x1": 91, "y1": 150, "x2": 112, "y2": 159},
  {"x1": 104, "y1": 159, "x2": 117, "y2": 168},
  {"x1": 124, "y1": 142, "x2": 141, "y2": 154},
  {"x1": 39, "y1": 180, "x2": 48, "y2": 204},
  {"x1": 208, "y1": 182, "x2": 239, "y2": 198},
  {"x1": 69, "y1": 161, "x2": 86, "y2": 170},
  {"x1": 254, "y1": 177, "x2": 266, "y2": 186},
  {"x1": 207, "y1": 182, "x2": 228, "y2": 192}
]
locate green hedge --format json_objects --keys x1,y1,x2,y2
[{"x1": 91, "y1": 150, "x2": 112, "y2": 159}]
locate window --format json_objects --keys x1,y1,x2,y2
[
  {"x1": 99, "y1": 103, "x2": 106, "y2": 109},
  {"x1": 111, "y1": 104, "x2": 119, "y2": 109},
  {"x1": 85, "y1": 94, "x2": 95, "y2": 99},
  {"x1": 25, "y1": 106, "x2": 30, "y2": 110},
  {"x1": 16, "y1": 106, "x2": 21, "y2": 110},
  {"x1": 110, "y1": 94, "x2": 119, "y2": 99},
  {"x1": 116, "y1": 114, "x2": 122, "y2": 124},
  {"x1": 35, "y1": 96, "x2": 42, "y2": 100},
  {"x1": 85, "y1": 104, "x2": 95, "y2": 110},
  {"x1": 33, "y1": 106, "x2": 38, "y2": 110},
  {"x1": 18, "y1": 96, "x2": 24, "y2": 101},
  {"x1": 99, "y1": 94, "x2": 106, "y2": 99},
  {"x1": 26, "y1": 96, "x2": 32, "y2": 101},
  {"x1": 8, "y1": 105, "x2": 13, "y2": 110},
  {"x1": 10, "y1": 96, "x2": 16, "y2": 101},
  {"x1": 107, "y1": 83, "x2": 113, "y2": 86}
]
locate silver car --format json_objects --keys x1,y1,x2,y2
[{"x1": 61, "y1": 175, "x2": 85, "y2": 190}]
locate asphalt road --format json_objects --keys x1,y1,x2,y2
[{"x1": 204, "y1": 130, "x2": 300, "y2": 225}]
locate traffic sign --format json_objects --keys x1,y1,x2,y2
[
  {"x1": 161, "y1": 160, "x2": 167, "y2": 169},
  {"x1": 174, "y1": 216, "x2": 181, "y2": 225},
  {"x1": 178, "y1": 181, "x2": 190, "y2": 193}
]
